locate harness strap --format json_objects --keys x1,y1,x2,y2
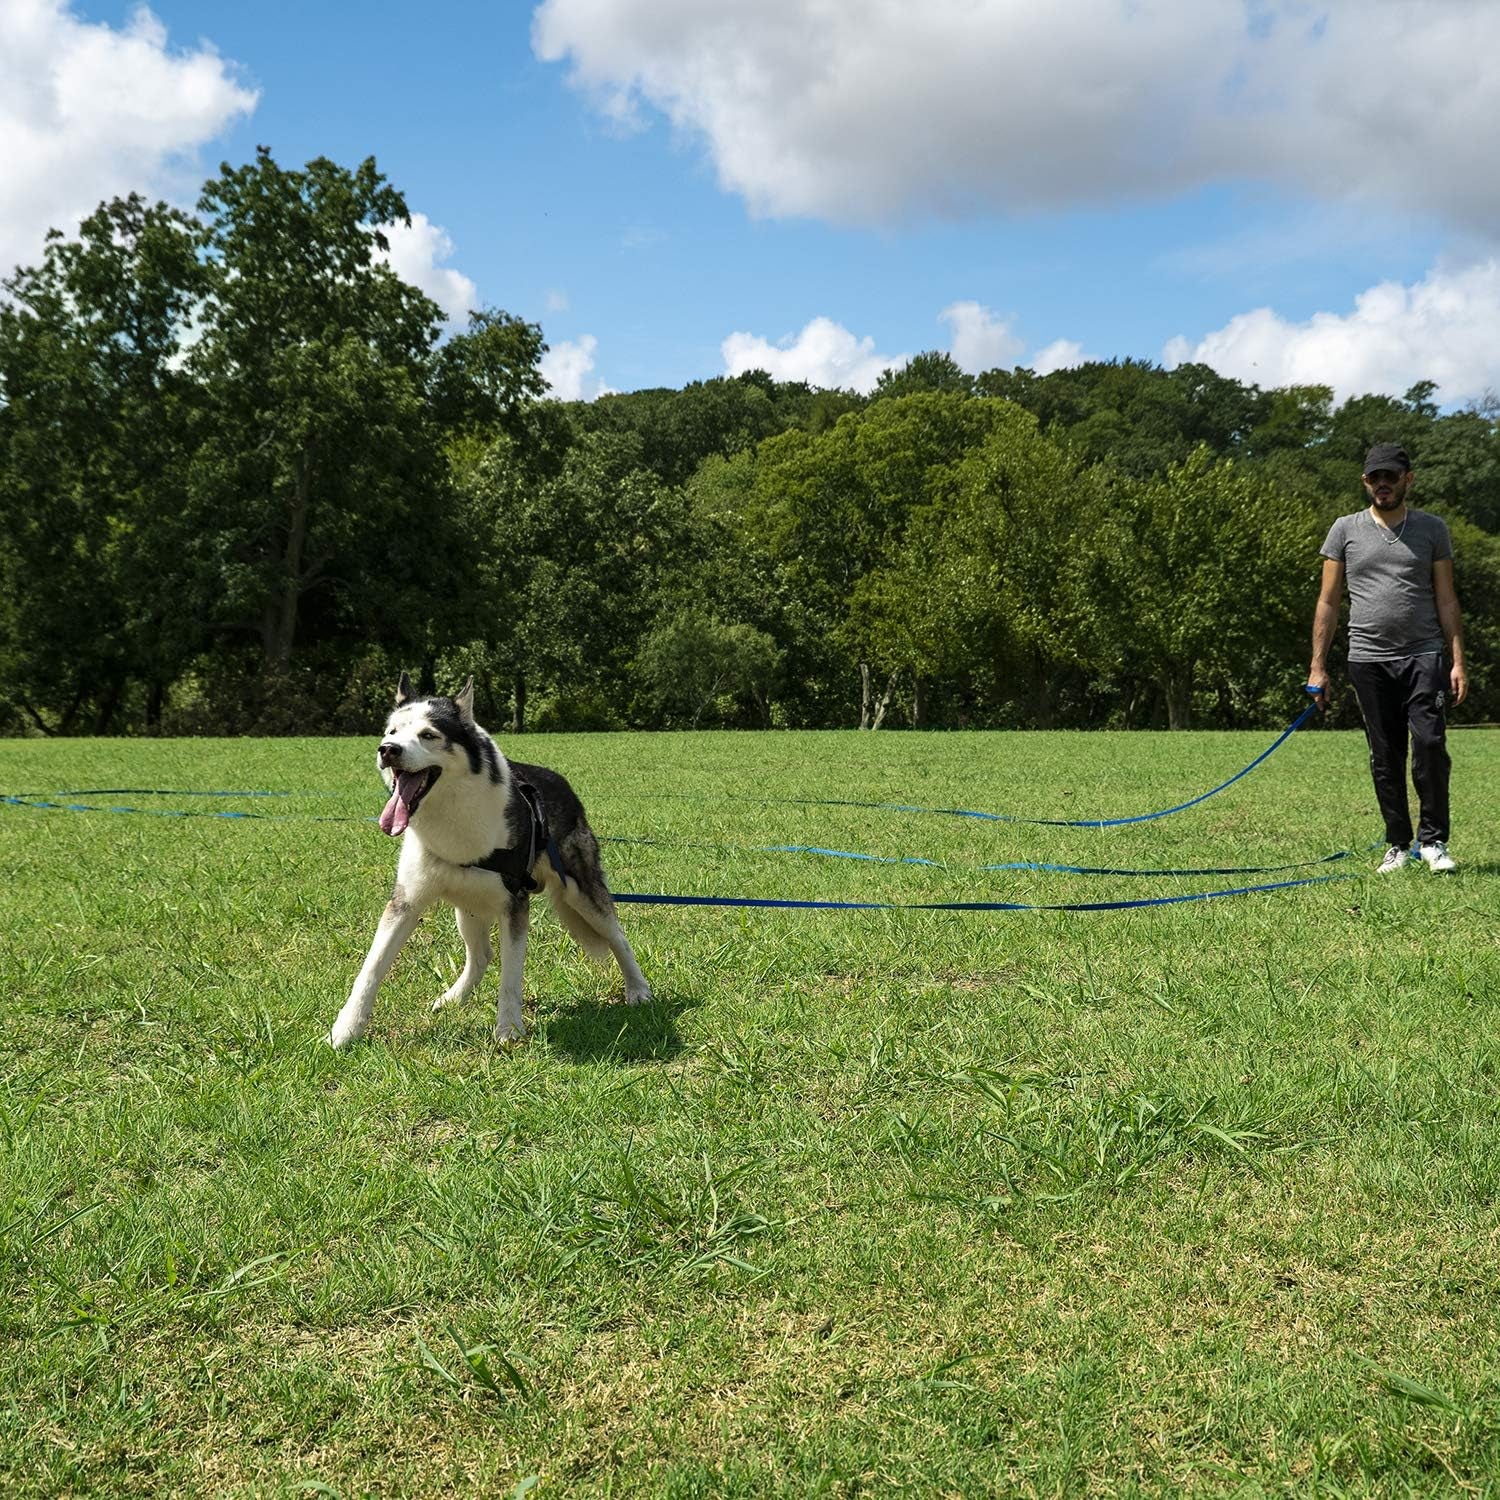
[{"x1": 466, "y1": 779, "x2": 555, "y2": 897}]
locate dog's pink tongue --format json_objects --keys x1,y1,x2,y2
[
  {"x1": 378, "y1": 790, "x2": 407, "y2": 836},
  {"x1": 377, "y1": 771, "x2": 421, "y2": 836}
]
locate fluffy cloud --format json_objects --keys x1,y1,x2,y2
[
  {"x1": 940, "y1": 301, "x2": 1023, "y2": 375},
  {"x1": 1164, "y1": 261, "x2": 1500, "y2": 406},
  {"x1": 722, "y1": 316, "x2": 906, "y2": 393},
  {"x1": 532, "y1": 0, "x2": 1500, "y2": 233},
  {"x1": 373, "y1": 213, "x2": 477, "y2": 326},
  {"x1": 0, "y1": 1, "x2": 258, "y2": 276},
  {"x1": 1030, "y1": 339, "x2": 1088, "y2": 377},
  {"x1": 721, "y1": 306, "x2": 1086, "y2": 391},
  {"x1": 542, "y1": 334, "x2": 612, "y2": 401}
]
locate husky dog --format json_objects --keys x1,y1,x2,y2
[{"x1": 329, "y1": 674, "x2": 651, "y2": 1049}]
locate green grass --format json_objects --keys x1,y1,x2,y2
[{"x1": 2, "y1": 726, "x2": 1499, "y2": 1497}]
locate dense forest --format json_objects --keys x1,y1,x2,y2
[{"x1": 2, "y1": 150, "x2": 1495, "y2": 737}]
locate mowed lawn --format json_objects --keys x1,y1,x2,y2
[{"x1": 2, "y1": 725, "x2": 1499, "y2": 1497}]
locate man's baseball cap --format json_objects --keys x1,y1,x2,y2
[{"x1": 1363, "y1": 442, "x2": 1411, "y2": 474}]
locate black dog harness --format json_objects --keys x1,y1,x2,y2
[{"x1": 465, "y1": 780, "x2": 567, "y2": 898}]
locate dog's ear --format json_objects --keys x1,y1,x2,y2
[
  {"x1": 395, "y1": 671, "x2": 415, "y2": 706},
  {"x1": 454, "y1": 677, "x2": 475, "y2": 723}
]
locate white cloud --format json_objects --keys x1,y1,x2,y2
[
  {"x1": 1164, "y1": 261, "x2": 1500, "y2": 406},
  {"x1": 532, "y1": 0, "x2": 1500, "y2": 233},
  {"x1": 0, "y1": 1, "x2": 257, "y2": 277},
  {"x1": 721, "y1": 306, "x2": 1092, "y2": 391},
  {"x1": 1030, "y1": 339, "x2": 1088, "y2": 377},
  {"x1": 722, "y1": 316, "x2": 906, "y2": 393},
  {"x1": 542, "y1": 333, "x2": 613, "y2": 401},
  {"x1": 939, "y1": 301, "x2": 1023, "y2": 375},
  {"x1": 373, "y1": 213, "x2": 477, "y2": 326}
]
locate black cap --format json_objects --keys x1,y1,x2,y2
[{"x1": 1363, "y1": 442, "x2": 1411, "y2": 474}]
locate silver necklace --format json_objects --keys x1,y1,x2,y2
[{"x1": 1372, "y1": 507, "x2": 1409, "y2": 545}]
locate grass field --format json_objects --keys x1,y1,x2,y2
[{"x1": 3, "y1": 725, "x2": 1499, "y2": 1497}]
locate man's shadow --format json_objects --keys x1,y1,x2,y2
[{"x1": 540, "y1": 993, "x2": 691, "y2": 1064}]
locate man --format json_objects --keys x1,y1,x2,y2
[{"x1": 1309, "y1": 442, "x2": 1468, "y2": 873}]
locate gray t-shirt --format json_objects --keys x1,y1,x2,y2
[{"x1": 1320, "y1": 507, "x2": 1452, "y2": 661}]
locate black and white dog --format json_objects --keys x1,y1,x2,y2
[{"x1": 329, "y1": 675, "x2": 651, "y2": 1048}]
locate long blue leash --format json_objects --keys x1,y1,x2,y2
[
  {"x1": 602, "y1": 836, "x2": 1363, "y2": 878},
  {"x1": 614, "y1": 872, "x2": 1352, "y2": 912},
  {"x1": 0, "y1": 783, "x2": 1356, "y2": 910},
  {"x1": 5, "y1": 692, "x2": 1324, "y2": 832},
  {"x1": 0, "y1": 792, "x2": 359, "y2": 823},
  {"x1": 765, "y1": 700, "x2": 1320, "y2": 828},
  {"x1": 1, "y1": 694, "x2": 1347, "y2": 911},
  {"x1": 1, "y1": 796, "x2": 1361, "y2": 880},
  {"x1": 607, "y1": 694, "x2": 1352, "y2": 907}
]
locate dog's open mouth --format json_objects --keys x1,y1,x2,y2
[{"x1": 378, "y1": 767, "x2": 440, "y2": 836}]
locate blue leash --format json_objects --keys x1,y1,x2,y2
[
  {"x1": 606, "y1": 837, "x2": 1363, "y2": 879},
  {"x1": 767, "y1": 700, "x2": 1320, "y2": 828},
  {"x1": 0, "y1": 785, "x2": 1357, "y2": 909},
  {"x1": 1, "y1": 795, "x2": 1361, "y2": 881},
  {"x1": 5, "y1": 691, "x2": 1323, "y2": 832},
  {"x1": 615, "y1": 871, "x2": 1354, "y2": 912},
  {"x1": 1, "y1": 694, "x2": 1347, "y2": 911},
  {"x1": 0, "y1": 793, "x2": 369, "y2": 824},
  {"x1": 612, "y1": 690, "x2": 1342, "y2": 909}
]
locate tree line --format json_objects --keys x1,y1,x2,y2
[{"x1": 2, "y1": 149, "x2": 1496, "y2": 737}]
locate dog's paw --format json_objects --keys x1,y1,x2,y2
[
  {"x1": 328, "y1": 1014, "x2": 367, "y2": 1050},
  {"x1": 493, "y1": 1017, "x2": 529, "y2": 1045},
  {"x1": 624, "y1": 983, "x2": 653, "y2": 1007},
  {"x1": 432, "y1": 987, "x2": 467, "y2": 1013}
]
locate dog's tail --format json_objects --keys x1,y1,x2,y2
[{"x1": 547, "y1": 887, "x2": 615, "y2": 963}]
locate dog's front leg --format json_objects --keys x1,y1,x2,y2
[
  {"x1": 433, "y1": 907, "x2": 492, "y2": 1013},
  {"x1": 494, "y1": 893, "x2": 529, "y2": 1043},
  {"x1": 330, "y1": 887, "x2": 426, "y2": 1048}
]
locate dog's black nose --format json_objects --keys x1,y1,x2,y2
[{"x1": 378, "y1": 741, "x2": 402, "y2": 768}]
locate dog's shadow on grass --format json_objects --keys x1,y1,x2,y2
[{"x1": 540, "y1": 994, "x2": 692, "y2": 1065}]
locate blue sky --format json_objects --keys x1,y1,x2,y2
[{"x1": 4, "y1": 1, "x2": 1497, "y2": 404}]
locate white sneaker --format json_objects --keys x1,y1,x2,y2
[
  {"x1": 1376, "y1": 845, "x2": 1410, "y2": 874},
  {"x1": 1419, "y1": 841, "x2": 1457, "y2": 873}
]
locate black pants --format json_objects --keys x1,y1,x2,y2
[{"x1": 1347, "y1": 652, "x2": 1451, "y2": 847}]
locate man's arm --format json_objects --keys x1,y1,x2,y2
[
  {"x1": 1433, "y1": 557, "x2": 1468, "y2": 705},
  {"x1": 1308, "y1": 557, "x2": 1344, "y2": 710}
]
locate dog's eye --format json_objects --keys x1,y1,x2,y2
[{"x1": 417, "y1": 730, "x2": 439, "y2": 741}]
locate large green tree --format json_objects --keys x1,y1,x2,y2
[
  {"x1": 454, "y1": 428, "x2": 690, "y2": 731},
  {"x1": 1414, "y1": 408, "x2": 1500, "y2": 531},
  {"x1": 568, "y1": 370, "x2": 850, "y2": 489},
  {"x1": 0, "y1": 195, "x2": 205, "y2": 731},
  {"x1": 1080, "y1": 449, "x2": 1320, "y2": 728},
  {"x1": 978, "y1": 358, "x2": 1270, "y2": 477},
  {"x1": 848, "y1": 404, "x2": 1100, "y2": 726},
  {"x1": 184, "y1": 149, "x2": 461, "y2": 692},
  {"x1": 735, "y1": 392, "x2": 1043, "y2": 723}
]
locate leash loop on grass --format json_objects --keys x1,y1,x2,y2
[
  {"x1": 602, "y1": 836, "x2": 1365, "y2": 879},
  {"x1": 613, "y1": 871, "x2": 1355, "y2": 912},
  {"x1": 2, "y1": 793, "x2": 1365, "y2": 884},
  {"x1": 773, "y1": 701, "x2": 1320, "y2": 828},
  {"x1": 0, "y1": 696, "x2": 1353, "y2": 910}
]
